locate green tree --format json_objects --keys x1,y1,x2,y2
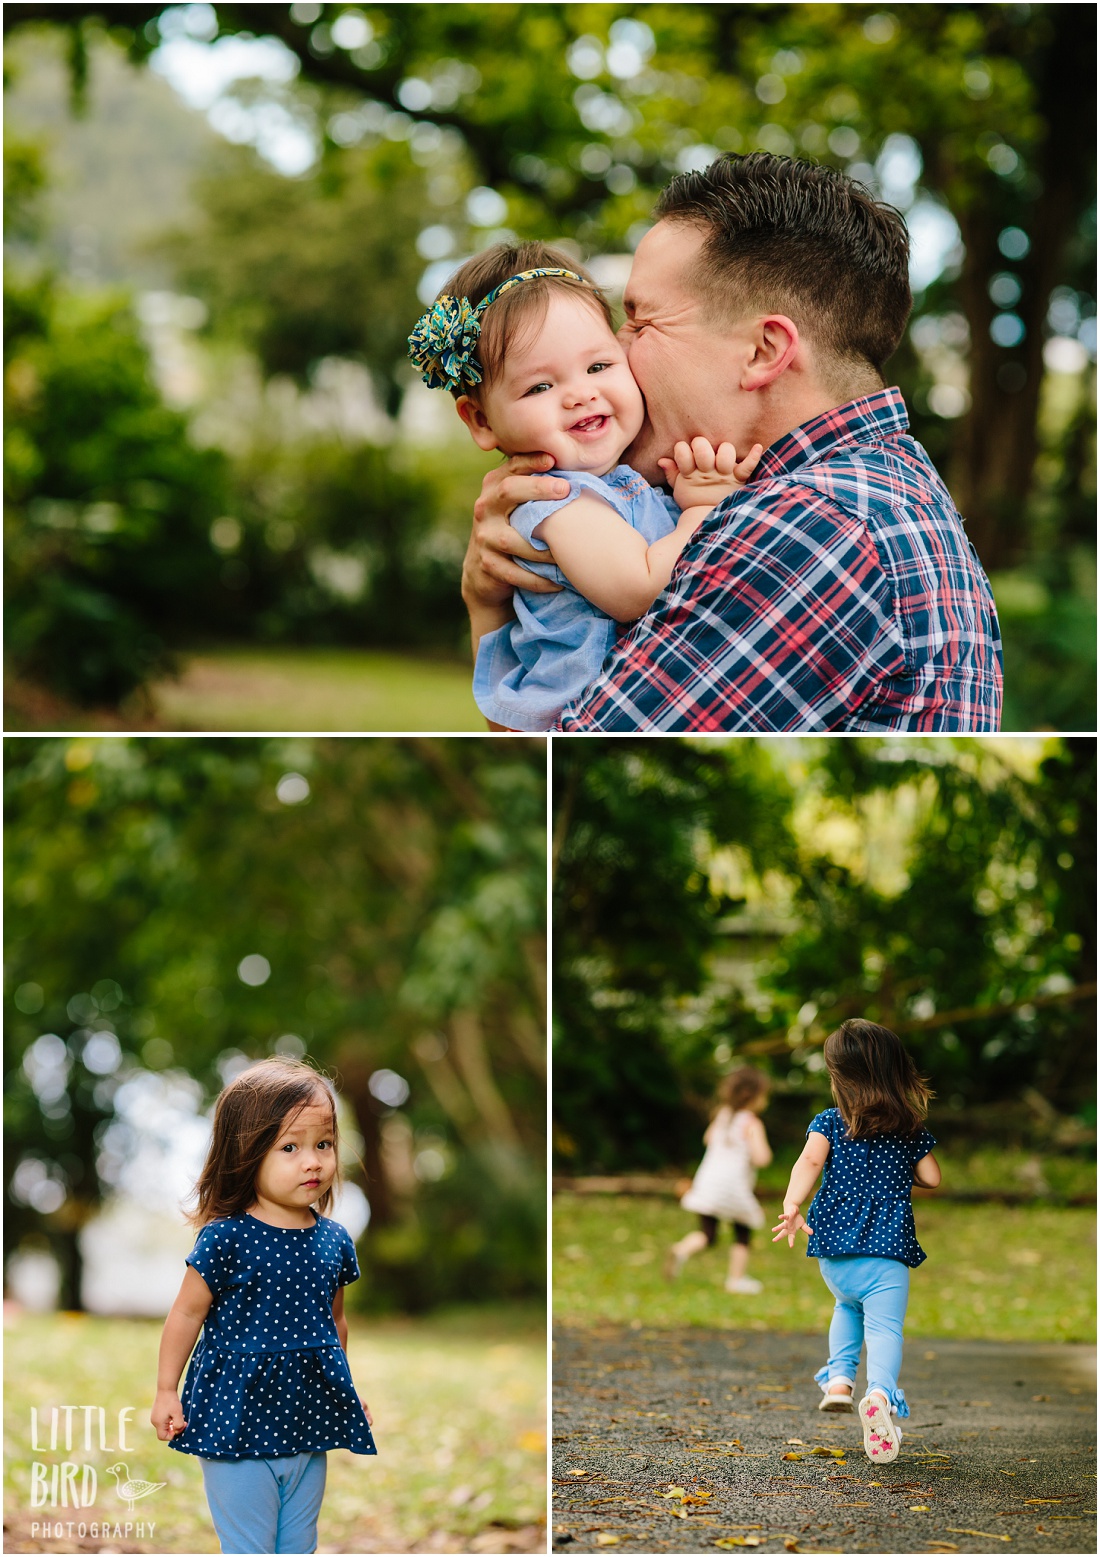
[
  {"x1": 552, "y1": 737, "x2": 797, "y2": 1170},
  {"x1": 4, "y1": 274, "x2": 231, "y2": 704},
  {"x1": 552, "y1": 738, "x2": 1094, "y2": 1172},
  {"x1": 5, "y1": 737, "x2": 546, "y2": 1310}
]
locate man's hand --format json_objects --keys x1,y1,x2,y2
[
  {"x1": 771, "y1": 1204, "x2": 813, "y2": 1248},
  {"x1": 658, "y1": 437, "x2": 764, "y2": 514},
  {"x1": 151, "y1": 1389, "x2": 187, "y2": 1441},
  {"x1": 461, "y1": 452, "x2": 570, "y2": 609}
]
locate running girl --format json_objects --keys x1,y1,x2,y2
[{"x1": 772, "y1": 1019, "x2": 940, "y2": 1463}]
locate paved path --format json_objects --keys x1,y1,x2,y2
[{"x1": 553, "y1": 1326, "x2": 1095, "y2": 1554}]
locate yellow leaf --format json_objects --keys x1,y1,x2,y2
[
  {"x1": 786, "y1": 1438, "x2": 805, "y2": 1445},
  {"x1": 596, "y1": 1537, "x2": 619, "y2": 1547},
  {"x1": 782, "y1": 1452, "x2": 803, "y2": 1461},
  {"x1": 661, "y1": 1486, "x2": 687, "y2": 1499},
  {"x1": 783, "y1": 1540, "x2": 800, "y2": 1553},
  {"x1": 567, "y1": 1468, "x2": 588, "y2": 1477},
  {"x1": 945, "y1": 1529, "x2": 1011, "y2": 1542},
  {"x1": 715, "y1": 1541, "x2": 761, "y2": 1550},
  {"x1": 868, "y1": 1482, "x2": 883, "y2": 1488},
  {"x1": 908, "y1": 1505, "x2": 931, "y2": 1511}
]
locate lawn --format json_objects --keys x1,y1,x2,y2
[
  {"x1": 553, "y1": 1193, "x2": 1096, "y2": 1343},
  {"x1": 148, "y1": 647, "x2": 483, "y2": 732},
  {"x1": 4, "y1": 1304, "x2": 545, "y2": 1553}
]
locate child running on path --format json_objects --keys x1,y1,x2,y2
[
  {"x1": 151, "y1": 1057, "x2": 376, "y2": 1555},
  {"x1": 408, "y1": 240, "x2": 762, "y2": 731},
  {"x1": 772, "y1": 1020, "x2": 940, "y2": 1464},
  {"x1": 667, "y1": 1066, "x2": 772, "y2": 1294}
]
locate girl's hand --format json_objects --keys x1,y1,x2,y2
[
  {"x1": 151, "y1": 1389, "x2": 187, "y2": 1441},
  {"x1": 771, "y1": 1206, "x2": 813, "y2": 1248},
  {"x1": 359, "y1": 1396, "x2": 374, "y2": 1427},
  {"x1": 657, "y1": 438, "x2": 764, "y2": 511}
]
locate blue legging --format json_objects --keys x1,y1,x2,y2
[
  {"x1": 200, "y1": 1452, "x2": 327, "y2": 1554},
  {"x1": 813, "y1": 1255, "x2": 910, "y2": 1418}
]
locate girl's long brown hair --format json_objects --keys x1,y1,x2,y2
[
  {"x1": 718, "y1": 1066, "x2": 770, "y2": 1112},
  {"x1": 188, "y1": 1057, "x2": 343, "y2": 1227},
  {"x1": 823, "y1": 1019, "x2": 933, "y2": 1140}
]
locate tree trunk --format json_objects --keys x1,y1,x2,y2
[{"x1": 949, "y1": 5, "x2": 1095, "y2": 568}]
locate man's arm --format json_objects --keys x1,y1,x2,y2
[
  {"x1": 555, "y1": 484, "x2": 899, "y2": 731},
  {"x1": 461, "y1": 455, "x2": 569, "y2": 661}
]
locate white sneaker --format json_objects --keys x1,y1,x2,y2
[
  {"x1": 725, "y1": 1276, "x2": 763, "y2": 1294},
  {"x1": 818, "y1": 1380, "x2": 855, "y2": 1414},
  {"x1": 858, "y1": 1392, "x2": 902, "y2": 1462},
  {"x1": 663, "y1": 1246, "x2": 686, "y2": 1280}
]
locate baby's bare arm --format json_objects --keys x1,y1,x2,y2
[{"x1": 151, "y1": 1266, "x2": 212, "y2": 1441}]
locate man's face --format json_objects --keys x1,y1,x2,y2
[{"x1": 619, "y1": 220, "x2": 753, "y2": 482}]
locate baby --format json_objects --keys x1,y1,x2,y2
[{"x1": 408, "y1": 241, "x2": 762, "y2": 731}]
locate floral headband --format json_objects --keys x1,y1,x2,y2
[{"x1": 407, "y1": 267, "x2": 587, "y2": 392}]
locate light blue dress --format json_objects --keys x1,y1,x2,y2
[{"x1": 473, "y1": 464, "x2": 679, "y2": 731}]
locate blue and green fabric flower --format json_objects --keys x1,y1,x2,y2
[{"x1": 407, "y1": 267, "x2": 587, "y2": 392}]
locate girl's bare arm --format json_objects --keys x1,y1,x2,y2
[
  {"x1": 333, "y1": 1286, "x2": 374, "y2": 1426},
  {"x1": 747, "y1": 1115, "x2": 773, "y2": 1169},
  {"x1": 151, "y1": 1266, "x2": 212, "y2": 1440},
  {"x1": 913, "y1": 1150, "x2": 942, "y2": 1188}
]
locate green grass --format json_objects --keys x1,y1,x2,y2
[
  {"x1": 147, "y1": 646, "x2": 482, "y2": 732},
  {"x1": 553, "y1": 1193, "x2": 1095, "y2": 1342},
  {"x1": 4, "y1": 1306, "x2": 545, "y2": 1552}
]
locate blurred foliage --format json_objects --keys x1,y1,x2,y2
[
  {"x1": 219, "y1": 432, "x2": 471, "y2": 652},
  {"x1": 4, "y1": 737, "x2": 546, "y2": 1311},
  {"x1": 553, "y1": 737, "x2": 1095, "y2": 1173},
  {"x1": 159, "y1": 139, "x2": 434, "y2": 414},
  {"x1": 4, "y1": 1310, "x2": 546, "y2": 1550},
  {"x1": 3, "y1": 5, "x2": 1094, "y2": 725},
  {"x1": 3, "y1": 272, "x2": 231, "y2": 704},
  {"x1": 553, "y1": 1193, "x2": 1095, "y2": 1342}
]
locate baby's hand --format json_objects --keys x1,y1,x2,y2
[
  {"x1": 770, "y1": 1207, "x2": 813, "y2": 1249},
  {"x1": 151, "y1": 1390, "x2": 187, "y2": 1441},
  {"x1": 658, "y1": 437, "x2": 764, "y2": 513},
  {"x1": 360, "y1": 1396, "x2": 374, "y2": 1427}
]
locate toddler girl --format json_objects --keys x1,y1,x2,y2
[
  {"x1": 151, "y1": 1057, "x2": 375, "y2": 1555},
  {"x1": 772, "y1": 1019, "x2": 940, "y2": 1464},
  {"x1": 667, "y1": 1066, "x2": 772, "y2": 1295},
  {"x1": 408, "y1": 241, "x2": 762, "y2": 731}
]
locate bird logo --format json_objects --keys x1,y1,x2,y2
[{"x1": 104, "y1": 1462, "x2": 166, "y2": 1513}]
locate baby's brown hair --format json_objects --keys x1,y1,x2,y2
[
  {"x1": 188, "y1": 1056, "x2": 343, "y2": 1227},
  {"x1": 440, "y1": 241, "x2": 612, "y2": 402},
  {"x1": 718, "y1": 1065, "x2": 770, "y2": 1112}
]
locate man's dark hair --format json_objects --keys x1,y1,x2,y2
[{"x1": 654, "y1": 152, "x2": 912, "y2": 389}]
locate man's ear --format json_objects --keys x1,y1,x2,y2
[
  {"x1": 740, "y1": 315, "x2": 799, "y2": 392},
  {"x1": 455, "y1": 394, "x2": 501, "y2": 452}
]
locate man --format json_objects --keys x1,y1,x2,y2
[{"x1": 462, "y1": 153, "x2": 1004, "y2": 731}]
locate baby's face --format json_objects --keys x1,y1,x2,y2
[
  {"x1": 253, "y1": 1098, "x2": 337, "y2": 1213},
  {"x1": 474, "y1": 291, "x2": 645, "y2": 474}
]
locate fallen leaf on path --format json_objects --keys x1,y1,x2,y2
[
  {"x1": 945, "y1": 1528, "x2": 1011, "y2": 1542},
  {"x1": 810, "y1": 1447, "x2": 846, "y2": 1458},
  {"x1": 787, "y1": 1439, "x2": 806, "y2": 1445},
  {"x1": 783, "y1": 1540, "x2": 799, "y2": 1552},
  {"x1": 908, "y1": 1505, "x2": 931, "y2": 1511},
  {"x1": 596, "y1": 1537, "x2": 619, "y2": 1546},
  {"x1": 714, "y1": 1540, "x2": 760, "y2": 1550},
  {"x1": 660, "y1": 1487, "x2": 686, "y2": 1500},
  {"x1": 567, "y1": 1469, "x2": 588, "y2": 1477},
  {"x1": 925, "y1": 1544, "x2": 959, "y2": 1552},
  {"x1": 782, "y1": 1453, "x2": 803, "y2": 1461}
]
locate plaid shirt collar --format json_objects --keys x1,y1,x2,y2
[{"x1": 752, "y1": 386, "x2": 909, "y2": 483}]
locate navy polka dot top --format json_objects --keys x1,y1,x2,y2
[
  {"x1": 169, "y1": 1213, "x2": 378, "y2": 1461},
  {"x1": 804, "y1": 1108, "x2": 936, "y2": 1268}
]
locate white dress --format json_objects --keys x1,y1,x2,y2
[{"x1": 680, "y1": 1107, "x2": 765, "y2": 1229}]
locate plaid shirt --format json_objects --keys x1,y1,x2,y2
[{"x1": 556, "y1": 389, "x2": 1003, "y2": 731}]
